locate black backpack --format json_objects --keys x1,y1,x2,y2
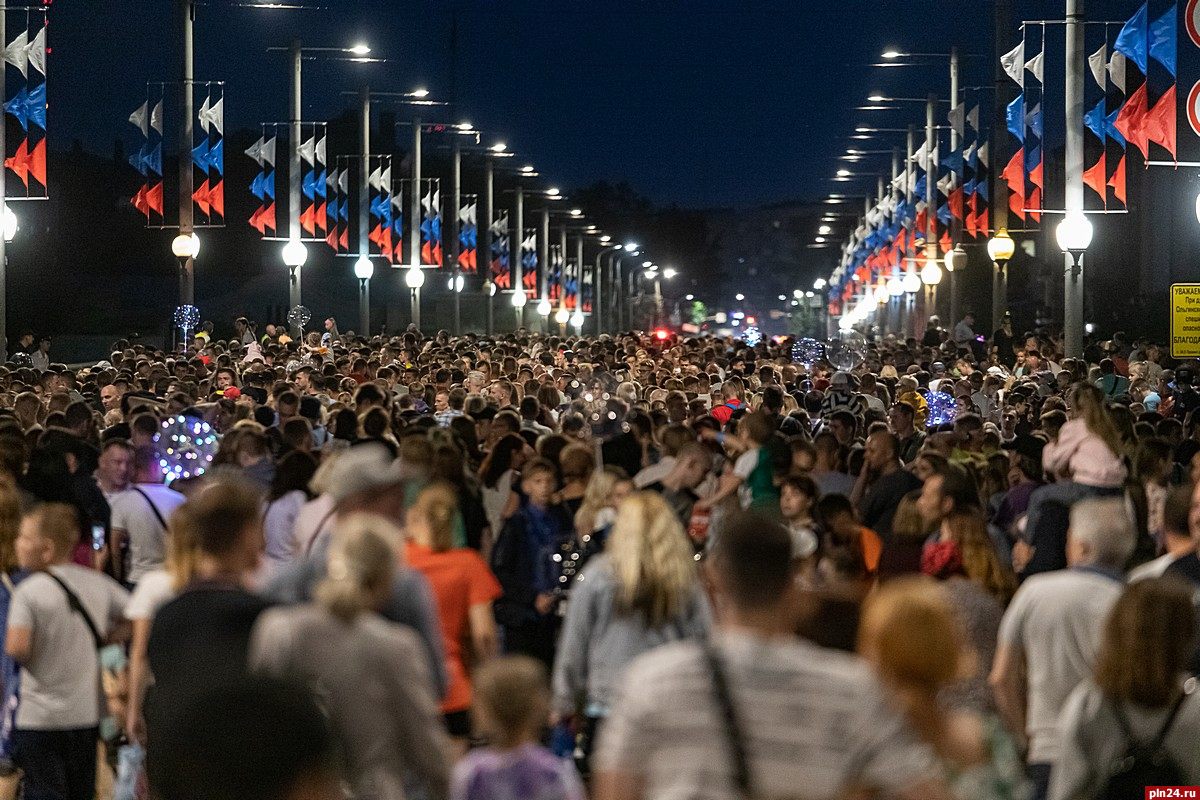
[{"x1": 1098, "y1": 691, "x2": 1189, "y2": 800}]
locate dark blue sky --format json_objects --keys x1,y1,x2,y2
[{"x1": 47, "y1": 0, "x2": 1136, "y2": 209}]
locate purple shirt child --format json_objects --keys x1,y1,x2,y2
[{"x1": 451, "y1": 742, "x2": 585, "y2": 800}]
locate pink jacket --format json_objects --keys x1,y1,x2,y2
[{"x1": 1042, "y1": 418, "x2": 1127, "y2": 488}]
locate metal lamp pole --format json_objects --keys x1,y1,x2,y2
[
  {"x1": 177, "y1": 0, "x2": 195, "y2": 307},
  {"x1": 288, "y1": 39, "x2": 303, "y2": 311},
  {"x1": 513, "y1": 184, "x2": 525, "y2": 331},
  {"x1": 1063, "y1": 0, "x2": 1085, "y2": 357},
  {"x1": 482, "y1": 153, "x2": 494, "y2": 336},
  {"x1": 595, "y1": 245, "x2": 620, "y2": 335},
  {"x1": 410, "y1": 115, "x2": 422, "y2": 327},
  {"x1": 450, "y1": 135, "x2": 462, "y2": 334},
  {"x1": 357, "y1": 86, "x2": 371, "y2": 335}
]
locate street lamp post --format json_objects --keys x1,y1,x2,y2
[
  {"x1": 177, "y1": 0, "x2": 195, "y2": 307},
  {"x1": 410, "y1": 114, "x2": 421, "y2": 326},
  {"x1": 513, "y1": 183, "x2": 524, "y2": 330},
  {"x1": 1063, "y1": 0, "x2": 1086, "y2": 358},
  {"x1": 282, "y1": 239, "x2": 307, "y2": 334},
  {"x1": 987, "y1": 228, "x2": 1015, "y2": 329},
  {"x1": 483, "y1": 152, "x2": 494, "y2": 336},
  {"x1": 355, "y1": 255, "x2": 372, "y2": 334},
  {"x1": 450, "y1": 134, "x2": 462, "y2": 334},
  {"x1": 594, "y1": 244, "x2": 621, "y2": 335},
  {"x1": 288, "y1": 38, "x2": 304, "y2": 309},
  {"x1": 406, "y1": 264, "x2": 425, "y2": 330}
]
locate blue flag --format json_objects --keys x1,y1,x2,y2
[
  {"x1": 1149, "y1": 4, "x2": 1176, "y2": 76},
  {"x1": 1114, "y1": 2, "x2": 1148, "y2": 74},
  {"x1": 1084, "y1": 98, "x2": 1107, "y2": 140},
  {"x1": 1006, "y1": 94, "x2": 1025, "y2": 143}
]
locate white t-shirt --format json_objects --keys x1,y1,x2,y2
[
  {"x1": 291, "y1": 493, "x2": 337, "y2": 560},
  {"x1": 733, "y1": 449, "x2": 760, "y2": 510},
  {"x1": 997, "y1": 568, "x2": 1124, "y2": 764},
  {"x1": 110, "y1": 484, "x2": 187, "y2": 584},
  {"x1": 123, "y1": 569, "x2": 176, "y2": 622},
  {"x1": 263, "y1": 491, "x2": 308, "y2": 566},
  {"x1": 9, "y1": 565, "x2": 130, "y2": 730}
]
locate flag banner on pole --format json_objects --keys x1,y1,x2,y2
[
  {"x1": 565, "y1": 256, "x2": 579, "y2": 310},
  {"x1": 457, "y1": 194, "x2": 478, "y2": 272},
  {"x1": 491, "y1": 211, "x2": 510, "y2": 289},
  {"x1": 192, "y1": 82, "x2": 225, "y2": 227},
  {"x1": 4, "y1": 10, "x2": 47, "y2": 201},
  {"x1": 420, "y1": 179, "x2": 443, "y2": 266},
  {"x1": 248, "y1": 123, "x2": 280, "y2": 236},
  {"x1": 581, "y1": 258, "x2": 593, "y2": 314},
  {"x1": 366, "y1": 154, "x2": 394, "y2": 261},
  {"x1": 299, "y1": 122, "x2": 328, "y2": 242},
  {"x1": 390, "y1": 177, "x2": 404, "y2": 263},
  {"x1": 129, "y1": 82, "x2": 165, "y2": 225},
  {"x1": 521, "y1": 228, "x2": 538, "y2": 295},
  {"x1": 548, "y1": 244, "x2": 563, "y2": 302}
]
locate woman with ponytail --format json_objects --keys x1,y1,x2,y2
[
  {"x1": 250, "y1": 513, "x2": 451, "y2": 800},
  {"x1": 405, "y1": 483, "x2": 502, "y2": 754}
]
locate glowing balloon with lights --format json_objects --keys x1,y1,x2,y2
[
  {"x1": 155, "y1": 415, "x2": 219, "y2": 482},
  {"x1": 743, "y1": 326, "x2": 762, "y2": 347},
  {"x1": 791, "y1": 337, "x2": 824, "y2": 367},
  {"x1": 287, "y1": 305, "x2": 312, "y2": 332},
  {"x1": 925, "y1": 391, "x2": 958, "y2": 428}
]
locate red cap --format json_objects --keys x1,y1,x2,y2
[{"x1": 221, "y1": 386, "x2": 241, "y2": 400}]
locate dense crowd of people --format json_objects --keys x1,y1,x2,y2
[{"x1": 0, "y1": 311, "x2": 1196, "y2": 800}]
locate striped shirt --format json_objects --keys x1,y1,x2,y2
[{"x1": 595, "y1": 629, "x2": 936, "y2": 800}]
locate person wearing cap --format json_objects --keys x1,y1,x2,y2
[
  {"x1": 818, "y1": 372, "x2": 866, "y2": 421},
  {"x1": 263, "y1": 445, "x2": 449, "y2": 700}
]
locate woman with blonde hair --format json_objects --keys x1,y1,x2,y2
[
  {"x1": 572, "y1": 466, "x2": 633, "y2": 549},
  {"x1": 858, "y1": 578, "x2": 1026, "y2": 800},
  {"x1": 404, "y1": 483, "x2": 501, "y2": 753},
  {"x1": 552, "y1": 491, "x2": 709, "y2": 767},
  {"x1": 251, "y1": 513, "x2": 450, "y2": 800}
]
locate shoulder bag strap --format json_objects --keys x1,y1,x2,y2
[
  {"x1": 131, "y1": 487, "x2": 169, "y2": 530},
  {"x1": 304, "y1": 505, "x2": 339, "y2": 556},
  {"x1": 701, "y1": 640, "x2": 754, "y2": 800},
  {"x1": 44, "y1": 571, "x2": 104, "y2": 650},
  {"x1": 1149, "y1": 688, "x2": 1191, "y2": 753}
]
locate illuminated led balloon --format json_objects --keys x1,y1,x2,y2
[
  {"x1": 792, "y1": 337, "x2": 824, "y2": 367},
  {"x1": 743, "y1": 326, "x2": 762, "y2": 347},
  {"x1": 287, "y1": 305, "x2": 312, "y2": 331},
  {"x1": 825, "y1": 330, "x2": 866, "y2": 371},
  {"x1": 154, "y1": 415, "x2": 219, "y2": 482},
  {"x1": 925, "y1": 391, "x2": 958, "y2": 428}
]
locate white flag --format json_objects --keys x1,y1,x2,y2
[
  {"x1": 910, "y1": 141, "x2": 928, "y2": 164},
  {"x1": 151, "y1": 100, "x2": 163, "y2": 135},
  {"x1": 340, "y1": 170, "x2": 351, "y2": 195},
  {"x1": 298, "y1": 137, "x2": 316, "y2": 166},
  {"x1": 977, "y1": 141, "x2": 989, "y2": 169},
  {"x1": 261, "y1": 136, "x2": 276, "y2": 167},
  {"x1": 368, "y1": 165, "x2": 383, "y2": 191},
  {"x1": 1088, "y1": 44, "x2": 1107, "y2": 89},
  {"x1": 1001, "y1": 40, "x2": 1025, "y2": 85},
  {"x1": 947, "y1": 103, "x2": 965, "y2": 136},
  {"x1": 460, "y1": 205, "x2": 472, "y2": 224},
  {"x1": 3, "y1": 30, "x2": 27, "y2": 78},
  {"x1": 1108, "y1": 51, "x2": 1126, "y2": 93},
  {"x1": 199, "y1": 96, "x2": 223, "y2": 135},
  {"x1": 381, "y1": 165, "x2": 392, "y2": 188},
  {"x1": 966, "y1": 105, "x2": 980, "y2": 132},
  {"x1": 1025, "y1": 51, "x2": 1044, "y2": 84},
  {"x1": 129, "y1": 101, "x2": 149, "y2": 137},
  {"x1": 315, "y1": 136, "x2": 326, "y2": 166},
  {"x1": 198, "y1": 96, "x2": 211, "y2": 134},
  {"x1": 26, "y1": 26, "x2": 45, "y2": 76},
  {"x1": 244, "y1": 136, "x2": 265, "y2": 165},
  {"x1": 325, "y1": 168, "x2": 339, "y2": 192}
]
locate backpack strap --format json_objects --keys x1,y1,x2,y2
[
  {"x1": 44, "y1": 570, "x2": 104, "y2": 650},
  {"x1": 131, "y1": 487, "x2": 169, "y2": 530},
  {"x1": 701, "y1": 641, "x2": 754, "y2": 800},
  {"x1": 1112, "y1": 686, "x2": 1191, "y2": 753}
]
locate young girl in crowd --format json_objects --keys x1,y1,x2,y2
[
  {"x1": 405, "y1": 483, "x2": 502, "y2": 755},
  {"x1": 452, "y1": 656, "x2": 585, "y2": 800}
]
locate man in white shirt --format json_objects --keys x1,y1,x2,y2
[
  {"x1": 990, "y1": 498, "x2": 1134, "y2": 800},
  {"x1": 109, "y1": 446, "x2": 186, "y2": 586},
  {"x1": 594, "y1": 514, "x2": 938, "y2": 800},
  {"x1": 1130, "y1": 483, "x2": 1194, "y2": 581},
  {"x1": 7, "y1": 504, "x2": 130, "y2": 800},
  {"x1": 94, "y1": 439, "x2": 133, "y2": 503}
]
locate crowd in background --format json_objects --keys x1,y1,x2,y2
[{"x1": 0, "y1": 311, "x2": 1194, "y2": 800}]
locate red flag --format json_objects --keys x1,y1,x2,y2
[
  {"x1": 914, "y1": 209, "x2": 928, "y2": 234},
  {"x1": 381, "y1": 227, "x2": 393, "y2": 260},
  {"x1": 1001, "y1": 150, "x2": 1025, "y2": 196},
  {"x1": 1009, "y1": 192, "x2": 1026, "y2": 221},
  {"x1": 966, "y1": 209, "x2": 978, "y2": 238},
  {"x1": 325, "y1": 229, "x2": 339, "y2": 252},
  {"x1": 939, "y1": 231, "x2": 953, "y2": 257},
  {"x1": 131, "y1": 185, "x2": 148, "y2": 216},
  {"x1": 300, "y1": 205, "x2": 317, "y2": 236},
  {"x1": 1029, "y1": 160, "x2": 1044, "y2": 190},
  {"x1": 209, "y1": 180, "x2": 224, "y2": 219},
  {"x1": 977, "y1": 208, "x2": 989, "y2": 238},
  {"x1": 340, "y1": 230, "x2": 350, "y2": 252},
  {"x1": 1114, "y1": 83, "x2": 1150, "y2": 158},
  {"x1": 1108, "y1": 154, "x2": 1127, "y2": 204},
  {"x1": 1028, "y1": 186, "x2": 1042, "y2": 223},
  {"x1": 29, "y1": 138, "x2": 45, "y2": 187},
  {"x1": 250, "y1": 203, "x2": 276, "y2": 234},
  {"x1": 1144, "y1": 83, "x2": 1177, "y2": 158},
  {"x1": 421, "y1": 241, "x2": 433, "y2": 265},
  {"x1": 314, "y1": 203, "x2": 326, "y2": 233},
  {"x1": 949, "y1": 187, "x2": 964, "y2": 220},
  {"x1": 192, "y1": 180, "x2": 212, "y2": 216},
  {"x1": 5, "y1": 139, "x2": 29, "y2": 185},
  {"x1": 368, "y1": 224, "x2": 383, "y2": 248},
  {"x1": 1083, "y1": 153, "x2": 1107, "y2": 199},
  {"x1": 146, "y1": 182, "x2": 164, "y2": 215}
]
